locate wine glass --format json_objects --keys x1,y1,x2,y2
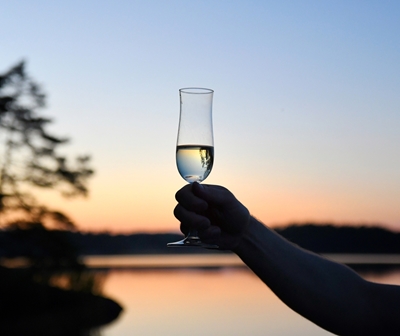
[{"x1": 167, "y1": 87, "x2": 218, "y2": 248}]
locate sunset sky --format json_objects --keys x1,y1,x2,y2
[{"x1": 1, "y1": 1, "x2": 399, "y2": 233}]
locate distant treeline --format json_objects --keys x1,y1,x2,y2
[
  {"x1": 275, "y1": 224, "x2": 400, "y2": 254},
  {"x1": 1, "y1": 224, "x2": 400, "y2": 257}
]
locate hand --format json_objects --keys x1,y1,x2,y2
[{"x1": 174, "y1": 183, "x2": 250, "y2": 250}]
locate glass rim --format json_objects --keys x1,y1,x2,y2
[{"x1": 179, "y1": 87, "x2": 214, "y2": 94}]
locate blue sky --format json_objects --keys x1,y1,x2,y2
[{"x1": 1, "y1": 1, "x2": 399, "y2": 232}]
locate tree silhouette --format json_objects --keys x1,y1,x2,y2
[
  {"x1": 0, "y1": 63, "x2": 123, "y2": 333},
  {"x1": 0, "y1": 61, "x2": 94, "y2": 229}
]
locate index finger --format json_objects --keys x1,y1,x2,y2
[{"x1": 175, "y1": 184, "x2": 208, "y2": 212}]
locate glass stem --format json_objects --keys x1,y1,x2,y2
[{"x1": 188, "y1": 229, "x2": 200, "y2": 239}]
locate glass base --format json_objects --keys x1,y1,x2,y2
[{"x1": 167, "y1": 235, "x2": 219, "y2": 249}]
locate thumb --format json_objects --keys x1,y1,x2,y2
[{"x1": 192, "y1": 183, "x2": 231, "y2": 206}]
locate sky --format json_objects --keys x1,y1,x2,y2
[{"x1": 1, "y1": 0, "x2": 399, "y2": 233}]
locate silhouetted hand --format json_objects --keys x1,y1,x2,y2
[{"x1": 174, "y1": 183, "x2": 250, "y2": 250}]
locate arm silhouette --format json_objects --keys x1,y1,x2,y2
[{"x1": 174, "y1": 183, "x2": 400, "y2": 336}]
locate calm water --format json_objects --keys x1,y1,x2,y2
[{"x1": 89, "y1": 255, "x2": 400, "y2": 336}]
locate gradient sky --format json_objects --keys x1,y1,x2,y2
[{"x1": 1, "y1": 1, "x2": 399, "y2": 232}]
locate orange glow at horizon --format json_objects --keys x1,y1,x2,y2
[
  {"x1": 34, "y1": 169, "x2": 400, "y2": 234},
  {"x1": 30, "y1": 142, "x2": 400, "y2": 234}
]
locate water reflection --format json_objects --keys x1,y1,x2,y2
[
  {"x1": 3, "y1": 253, "x2": 397, "y2": 335},
  {"x1": 97, "y1": 255, "x2": 400, "y2": 336}
]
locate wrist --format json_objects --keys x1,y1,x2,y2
[{"x1": 231, "y1": 215, "x2": 256, "y2": 254}]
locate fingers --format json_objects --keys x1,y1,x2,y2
[
  {"x1": 192, "y1": 183, "x2": 235, "y2": 207},
  {"x1": 175, "y1": 184, "x2": 208, "y2": 213},
  {"x1": 198, "y1": 225, "x2": 222, "y2": 241},
  {"x1": 174, "y1": 183, "x2": 248, "y2": 250},
  {"x1": 176, "y1": 204, "x2": 222, "y2": 241},
  {"x1": 174, "y1": 204, "x2": 210, "y2": 234},
  {"x1": 180, "y1": 220, "x2": 222, "y2": 244}
]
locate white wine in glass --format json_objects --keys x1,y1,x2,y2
[
  {"x1": 168, "y1": 87, "x2": 218, "y2": 248},
  {"x1": 176, "y1": 145, "x2": 214, "y2": 183}
]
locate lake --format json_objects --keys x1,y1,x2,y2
[{"x1": 86, "y1": 255, "x2": 400, "y2": 336}]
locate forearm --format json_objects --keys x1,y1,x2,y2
[
  {"x1": 233, "y1": 217, "x2": 374, "y2": 335},
  {"x1": 175, "y1": 182, "x2": 400, "y2": 334}
]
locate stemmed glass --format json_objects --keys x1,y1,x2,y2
[{"x1": 167, "y1": 87, "x2": 218, "y2": 248}]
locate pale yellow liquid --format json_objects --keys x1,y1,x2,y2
[{"x1": 176, "y1": 145, "x2": 214, "y2": 183}]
